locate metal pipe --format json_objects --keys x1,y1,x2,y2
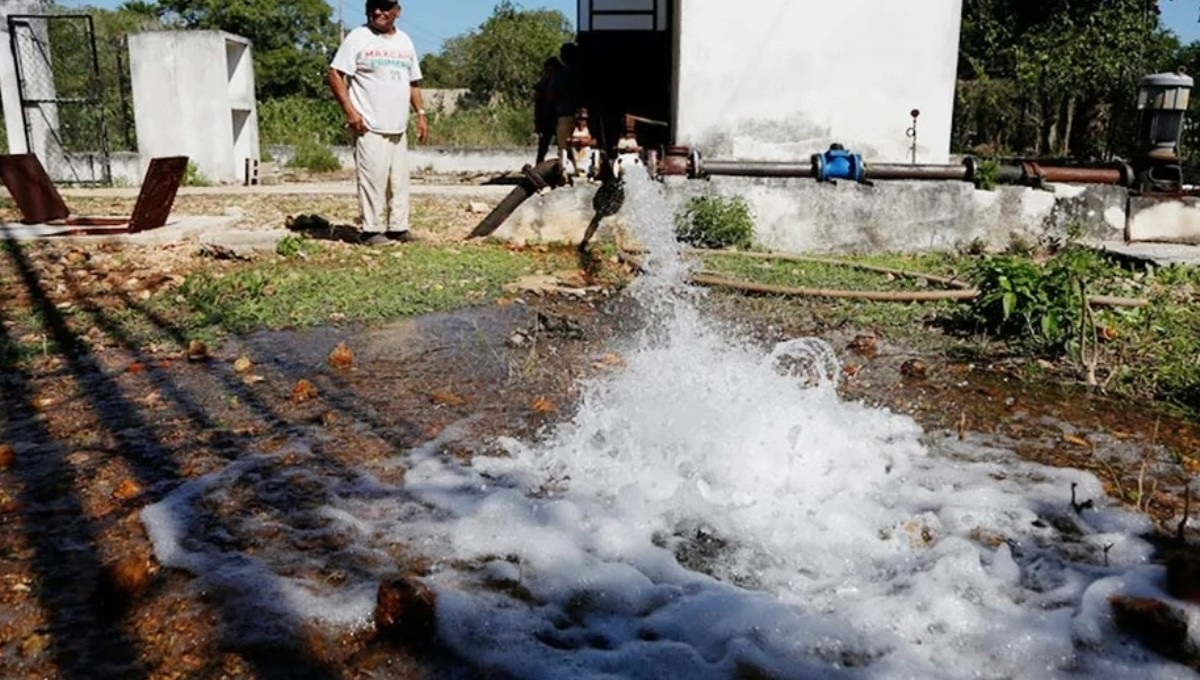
[
  {"x1": 1025, "y1": 164, "x2": 1129, "y2": 186},
  {"x1": 866, "y1": 163, "x2": 970, "y2": 181},
  {"x1": 700, "y1": 160, "x2": 815, "y2": 178},
  {"x1": 467, "y1": 159, "x2": 562, "y2": 239}
]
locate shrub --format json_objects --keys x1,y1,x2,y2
[
  {"x1": 675, "y1": 195, "x2": 755, "y2": 250},
  {"x1": 288, "y1": 141, "x2": 342, "y2": 174},
  {"x1": 182, "y1": 161, "x2": 211, "y2": 187},
  {"x1": 258, "y1": 96, "x2": 346, "y2": 146}
]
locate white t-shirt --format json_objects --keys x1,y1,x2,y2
[{"x1": 330, "y1": 26, "x2": 423, "y2": 135}]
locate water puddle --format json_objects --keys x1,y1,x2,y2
[{"x1": 142, "y1": 173, "x2": 1198, "y2": 678}]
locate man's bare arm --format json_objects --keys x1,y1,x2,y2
[
  {"x1": 410, "y1": 82, "x2": 428, "y2": 143},
  {"x1": 328, "y1": 68, "x2": 366, "y2": 134}
]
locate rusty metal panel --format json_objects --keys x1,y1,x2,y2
[
  {"x1": 127, "y1": 156, "x2": 188, "y2": 233},
  {"x1": 0, "y1": 153, "x2": 71, "y2": 224}
]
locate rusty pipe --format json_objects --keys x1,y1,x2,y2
[
  {"x1": 467, "y1": 159, "x2": 562, "y2": 239},
  {"x1": 1020, "y1": 162, "x2": 1133, "y2": 187}
]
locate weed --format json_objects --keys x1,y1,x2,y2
[
  {"x1": 676, "y1": 195, "x2": 755, "y2": 250},
  {"x1": 275, "y1": 235, "x2": 308, "y2": 258},
  {"x1": 287, "y1": 141, "x2": 342, "y2": 174},
  {"x1": 182, "y1": 162, "x2": 211, "y2": 187},
  {"x1": 974, "y1": 157, "x2": 1001, "y2": 190}
]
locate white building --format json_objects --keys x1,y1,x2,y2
[
  {"x1": 128, "y1": 31, "x2": 260, "y2": 184},
  {"x1": 577, "y1": 0, "x2": 963, "y2": 163}
]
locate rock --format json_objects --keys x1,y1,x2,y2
[
  {"x1": 375, "y1": 576, "x2": 437, "y2": 646},
  {"x1": 0, "y1": 443, "x2": 13, "y2": 470},
  {"x1": 900, "y1": 358, "x2": 928, "y2": 380},
  {"x1": 112, "y1": 479, "x2": 143, "y2": 501},
  {"x1": 849, "y1": 334, "x2": 878, "y2": 357},
  {"x1": 1109, "y1": 595, "x2": 1200, "y2": 668},
  {"x1": 291, "y1": 379, "x2": 320, "y2": 403},
  {"x1": 430, "y1": 391, "x2": 467, "y2": 407},
  {"x1": 97, "y1": 555, "x2": 154, "y2": 613},
  {"x1": 186, "y1": 340, "x2": 210, "y2": 362},
  {"x1": 233, "y1": 356, "x2": 253, "y2": 373},
  {"x1": 1167, "y1": 551, "x2": 1200, "y2": 603},
  {"x1": 468, "y1": 201, "x2": 490, "y2": 214},
  {"x1": 328, "y1": 343, "x2": 355, "y2": 370}
]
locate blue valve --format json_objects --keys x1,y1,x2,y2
[{"x1": 812, "y1": 144, "x2": 865, "y2": 183}]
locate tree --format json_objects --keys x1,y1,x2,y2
[
  {"x1": 150, "y1": 0, "x2": 342, "y2": 99},
  {"x1": 439, "y1": 1, "x2": 573, "y2": 106},
  {"x1": 956, "y1": 0, "x2": 1179, "y2": 158}
]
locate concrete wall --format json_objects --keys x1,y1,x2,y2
[
  {"x1": 0, "y1": 1, "x2": 55, "y2": 159},
  {"x1": 128, "y1": 31, "x2": 260, "y2": 184},
  {"x1": 494, "y1": 179, "x2": 1130, "y2": 253},
  {"x1": 673, "y1": 0, "x2": 963, "y2": 164}
]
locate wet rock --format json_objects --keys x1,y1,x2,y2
[
  {"x1": 374, "y1": 576, "x2": 437, "y2": 647},
  {"x1": 328, "y1": 343, "x2": 355, "y2": 370},
  {"x1": 900, "y1": 358, "x2": 928, "y2": 380},
  {"x1": 1109, "y1": 595, "x2": 1200, "y2": 669},
  {"x1": 291, "y1": 379, "x2": 320, "y2": 403},
  {"x1": 430, "y1": 391, "x2": 467, "y2": 407},
  {"x1": 112, "y1": 479, "x2": 144, "y2": 501},
  {"x1": 1166, "y1": 551, "x2": 1200, "y2": 603},
  {"x1": 186, "y1": 340, "x2": 210, "y2": 362},
  {"x1": 849, "y1": 334, "x2": 878, "y2": 357},
  {"x1": 97, "y1": 555, "x2": 154, "y2": 614},
  {"x1": 531, "y1": 396, "x2": 557, "y2": 414},
  {"x1": 0, "y1": 443, "x2": 14, "y2": 470}
]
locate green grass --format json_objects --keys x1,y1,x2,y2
[
  {"x1": 167, "y1": 241, "x2": 585, "y2": 336},
  {"x1": 696, "y1": 248, "x2": 1200, "y2": 415}
]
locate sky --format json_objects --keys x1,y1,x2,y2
[{"x1": 56, "y1": 0, "x2": 577, "y2": 58}]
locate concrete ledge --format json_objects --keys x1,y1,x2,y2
[
  {"x1": 1127, "y1": 195, "x2": 1200, "y2": 244},
  {"x1": 493, "y1": 178, "x2": 1130, "y2": 253},
  {"x1": 0, "y1": 215, "x2": 243, "y2": 246}
]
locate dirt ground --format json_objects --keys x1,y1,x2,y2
[{"x1": 1, "y1": 193, "x2": 1199, "y2": 679}]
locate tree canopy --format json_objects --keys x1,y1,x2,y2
[
  {"x1": 956, "y1": 0, "x2": 1183, "y2": 159},
  {"x1": 436, "y1": 1, "x2": 574, "y2": 105},
  {"x1": 136, "y1": 0, "x2": 342, "y2": 99}
]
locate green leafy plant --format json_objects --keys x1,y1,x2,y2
[
  {"x1": 675, "y1": 195, "x2": 755, "y2": 250},
  {"x1": 287, "y1": 140, "x2": 342, "y2": 174},
  {"x1": 963, "y1": 246, "x2": 1115, "y2": 357},
  {"x1": 974, "y1": 157, "x2": 1002, "y2": 190},
  {"x1": 182, "y1": 162, "x2": 211, "y2": 187}
]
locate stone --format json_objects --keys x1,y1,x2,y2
[{"x1": 375, "y1": 576, "x2": 437, "y2": 647}]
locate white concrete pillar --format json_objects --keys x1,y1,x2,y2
[{"x1": 0, "y1": 0, "x2": 54, "y2": 156}]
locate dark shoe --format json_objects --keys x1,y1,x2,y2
[
  {"x1": 361, "y1": 232, "x2": 390, "y2": 246},
  {"x1": 385, "y1": 230, "x2": 414, "y2": 243}
]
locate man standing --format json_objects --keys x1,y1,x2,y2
[
  {"x1": 328, "y1": 0, "x2": 429, "y2": 245},
  {"x1": 549, "y1": 42, "x2": 582, "y2": 154}
]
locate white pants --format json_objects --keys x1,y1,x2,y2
[{"x1": 355, "y1": 131, "x2": 410, "y2": 233}]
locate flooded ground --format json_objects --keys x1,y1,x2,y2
[{"x1": 1, "y1": 282, "x2": 1198, "y2": 678}]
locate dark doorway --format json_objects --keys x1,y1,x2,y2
[{"x1": 576, "y1": 0, "x2": 675, "y2": 153}]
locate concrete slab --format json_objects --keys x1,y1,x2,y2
[
  {"x1": 0, "y1": 215, "x2": 242, "y2": 246},
  {"x1": 1101, "y1": 241, "x2": 1200, "y2": 268},
  {"x1": 1126, "y1": 195, "x2": 1200, "y2": 244}
]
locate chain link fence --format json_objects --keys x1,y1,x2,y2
[{"x1": 7, "y1": 13, "x2": 135, "y2": 184}]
